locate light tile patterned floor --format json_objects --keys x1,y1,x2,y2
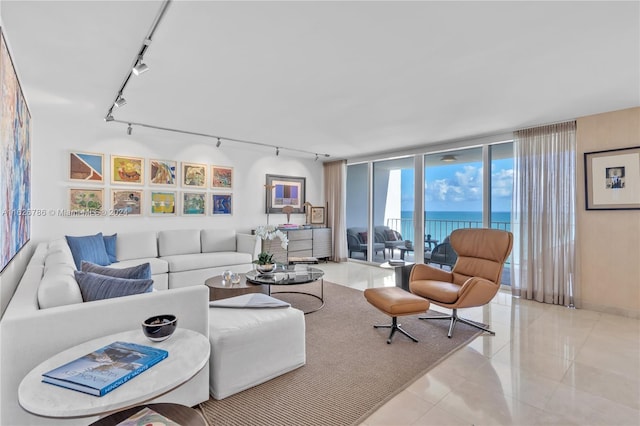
[{"x1": 320, "y1": 261, "x2": 640, "y2": 426}]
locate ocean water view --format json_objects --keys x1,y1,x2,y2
[{"x1": 394, "y1": 211, "x2": 511, "y2": 244}]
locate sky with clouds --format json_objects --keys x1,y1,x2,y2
[{"x1": 401, "y1": 158, "x2": 514, "y2": 212}]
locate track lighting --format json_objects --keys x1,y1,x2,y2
[
  {"x1": 132, "y1": 61, "x2": 149, "y2": 76},
  {"x1": 315, "y1": 154, "x2": 319, "y2": 161},
  {"x1": 104, "y1": 119, "x2": 331, "y2": 158},
  {"x1": 114, "y1": 96, "x2": 127, "y2": 108}
]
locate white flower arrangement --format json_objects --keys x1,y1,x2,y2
[{"x1": 254, "y1": 225, "x2": 289, "y2": 249}]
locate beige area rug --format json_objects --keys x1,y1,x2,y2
[{"x1": 199, "y1": 282, "x2": 482, "y2": 426}]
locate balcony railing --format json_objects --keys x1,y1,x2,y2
[{"x1": 385, "y1": 217, "x2": 511, "y2": 248}]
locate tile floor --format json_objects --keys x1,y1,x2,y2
[{"x1": 320, "y1": 261, "x2": 640, "y2": 426}]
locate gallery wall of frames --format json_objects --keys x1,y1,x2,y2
[{"x1": 68, "y1": 152, "x2": 233, "y2": 217}]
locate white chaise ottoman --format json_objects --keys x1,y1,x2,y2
[{"x1": 208, "y1": 296, "x2": 306, "y2": 399}]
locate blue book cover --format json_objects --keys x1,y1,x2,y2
[{"x1": 42, "y1": 341, "x2": 168, "y2": 396}]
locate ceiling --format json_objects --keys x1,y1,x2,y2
[{"x1": 2, "y1": 1, "x2": 639, "y2": 160}]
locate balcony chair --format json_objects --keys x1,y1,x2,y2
[
  {"x1": 374, "y1": 225, "x2": 406, "y2": 259},
  {"x1": 426, "y1": 236, "x2": 457, "y2": 268},
  {"x1": 346, "y1": 227, "x2": 385, "y2": 260},
  {"x1": 409, "y1": 228, "x2": 513, "y2": 338}
]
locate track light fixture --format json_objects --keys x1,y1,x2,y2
[
  {"x1": 132, "y1": 61, "x2": 149, "y2": 76},
  {"x1": 127, "y1": 124, "x2": 133, "y2": 135},
  {"x1": 114, "y1": 96, "x2": 127, "y2": 108},
  {"x1": 315, "y1": 154, "x2": 319, "y2": 161},
  {"x1": 108, "y1": 118, "x2": 331, "y2": 159}
]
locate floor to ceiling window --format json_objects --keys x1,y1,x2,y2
[
  {"x1": 424, "y1": 147, "x2": 484, "y2": 269},
  {"x1": 346, "y1": 139, "x2": 514, "y2": 282},
  {"x1": 345, "y1": 163, "x2": 370, "y2": 261},
  {"x1": 490, "y1": 142, "x2": 514, "y2": 233},
  {"x1": 372, "y1": 157, "x2": 414, "y2": 263}
]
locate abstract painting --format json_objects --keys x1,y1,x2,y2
[
  {"x1": 69, "y1": 152, "x2": 103, "y2": 182},
  {"x1": 265, "y1": 174, "x2": 306, "y2": 214},
  {"x1": 111, "y1": 189, "x2": 142, "y2": 216},
  {"x1": 149, "y1": 159, "x2": 177, "y2": 186},
  {"x1": 182, "y1": 192, "x2": 206, "y2": 216},
  {"x1": 111, "y1": 155, "x2": 144, "y2": 185},
  {"x1": 1, "y1": 29, "x2": 31, "y2": 271},
  {"x1": 211, "y1": 165, "x2": 233, "y2": 189},
  {"x1": 150, "y1": 191, "x2": 176, "y2": 215},
  {"x1": 212, "y1": 193, "x2": 232, "y2": 215},
  {"x1": 182, "y1": 162, "x2": 206, "y2": 188}
]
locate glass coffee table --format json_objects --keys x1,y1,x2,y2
[{"x1": 245, "y1": 265, "x2": 325, "y2": 314}]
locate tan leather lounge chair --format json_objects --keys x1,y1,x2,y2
[{"x1": 409, "y1": 228, "x2": 513, "y2": 338}]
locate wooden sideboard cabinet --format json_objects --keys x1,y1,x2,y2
[{"x1": 262, "y1": 228, "x2": 332, "y2": 263}]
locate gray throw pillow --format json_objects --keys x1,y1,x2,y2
[
  {"x1": 81, "y1": 261, "x2": 151, "y2": 280},
  {"x1": 74, "y1": 271, "x2": 153, "y2": 302}
]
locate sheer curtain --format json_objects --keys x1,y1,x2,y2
[
  {"x1": 323, "y1": 160, "x2": 348, "y2": 262},
  {"x1": 511, "y1": 121, "x2": 578, "y2": 307}
]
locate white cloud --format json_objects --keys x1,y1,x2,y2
[
  {"x1": 492, "y1": 168, "x2": 513, "y2": 198},
  {"x1": 426, "y1": 165, "x2": 483, "y2": 204}
]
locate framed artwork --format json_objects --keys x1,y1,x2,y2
[
  {"x1": 111, "y1": 189, "x2": 143, "y2": 216},
  {"x1": 68, "y1": 188, "x2": 103, "y2": 215},
  {"x1": 1, "y1": 29, "x2": 31, "y2": 271},
  {"x1": 311, "y1": 206, "x2": 325, "y2": 224},
  {"x1": 69, "y1": 152, "x2": 103, "y2": 182},
  {"x1": 150, "y1": 191, "x2": 177, "y2": 215},
  {"x1": 111, "y1": 155, "x2": 144, "y2": 185},
  {"x1": 584, "y1": 146, "x2": 640, "y2": 210},
  {"x1": 211, "y1": 165, "x2": 233, "y2": 189},
  {"x1": 149, "y1": 159, "x2": 177, "y2": 186},
  {"x1": 212, "y1": 193, "x2": 232, "y2": 215},
  {"x1": 182, "y1": 192, "x2": 206, "y2": 216},
  {"x1": 182, "y1": 162, "x2": 207, "y2": 188},
  {"x1": 265, "y1": 174, "x2": 306, "y2": 214}
]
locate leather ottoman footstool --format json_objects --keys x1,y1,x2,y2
[
  {"x1": 364, "y1": 287, "x2": 430, "y2": 344},
  {"x1": 208, "y1": 298, "x2": 306, "y2": 399}
]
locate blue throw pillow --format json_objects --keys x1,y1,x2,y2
[
  {"x1": 81, "y1": 261, "x2": 151, "y2": 280},
  {"x1": 74, "y1": 271, "x2": 153, "y2": 302},
  {"x1": 65, "y1": 233, "x2": 111, "y2": 270},
  {"x1": 103, "y1": 233, "x2": 118, "y2": 263}
]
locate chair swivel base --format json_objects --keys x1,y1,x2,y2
[
  {"x1": 374, "y1": 316, "x2": 419, "y2": 344},
  {"x1": 419, "y1": 308, "x2": 495, "y2": 338}
]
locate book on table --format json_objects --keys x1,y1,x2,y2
[
  {"x1": 42, "y1": 341, "x2": 168, "y2": 396},
  {"x1": 116, "y1": 406, "x2": 180, "y2": 426}
]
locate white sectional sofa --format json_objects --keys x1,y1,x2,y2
[
  {"x1": 0, "y1": 242, "x2": 210, "y2": 426},
  {"x1": 0, "y1": 228, "x2": 306, "y2": 425}
]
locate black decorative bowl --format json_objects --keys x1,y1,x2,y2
[{"x1": 142, "y1": 314, "x2": 177, "y2": 342}]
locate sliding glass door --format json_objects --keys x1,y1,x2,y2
[
  {"x1": 424, "y1": 147, "x2": 484, "y2": 269},
  {"x1": 346, "y1": 163, "x2": 369, "y2": 261},
  {"x1": 373, "y1": 157, "x2": 414, "y2": 263},
  {"x1": 346, "y1": 140, "x2": 513, "y2": 284}
]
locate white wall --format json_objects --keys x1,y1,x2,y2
[{"x1": 29, "y1": 117, "x2": 323, "y2": 241}]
